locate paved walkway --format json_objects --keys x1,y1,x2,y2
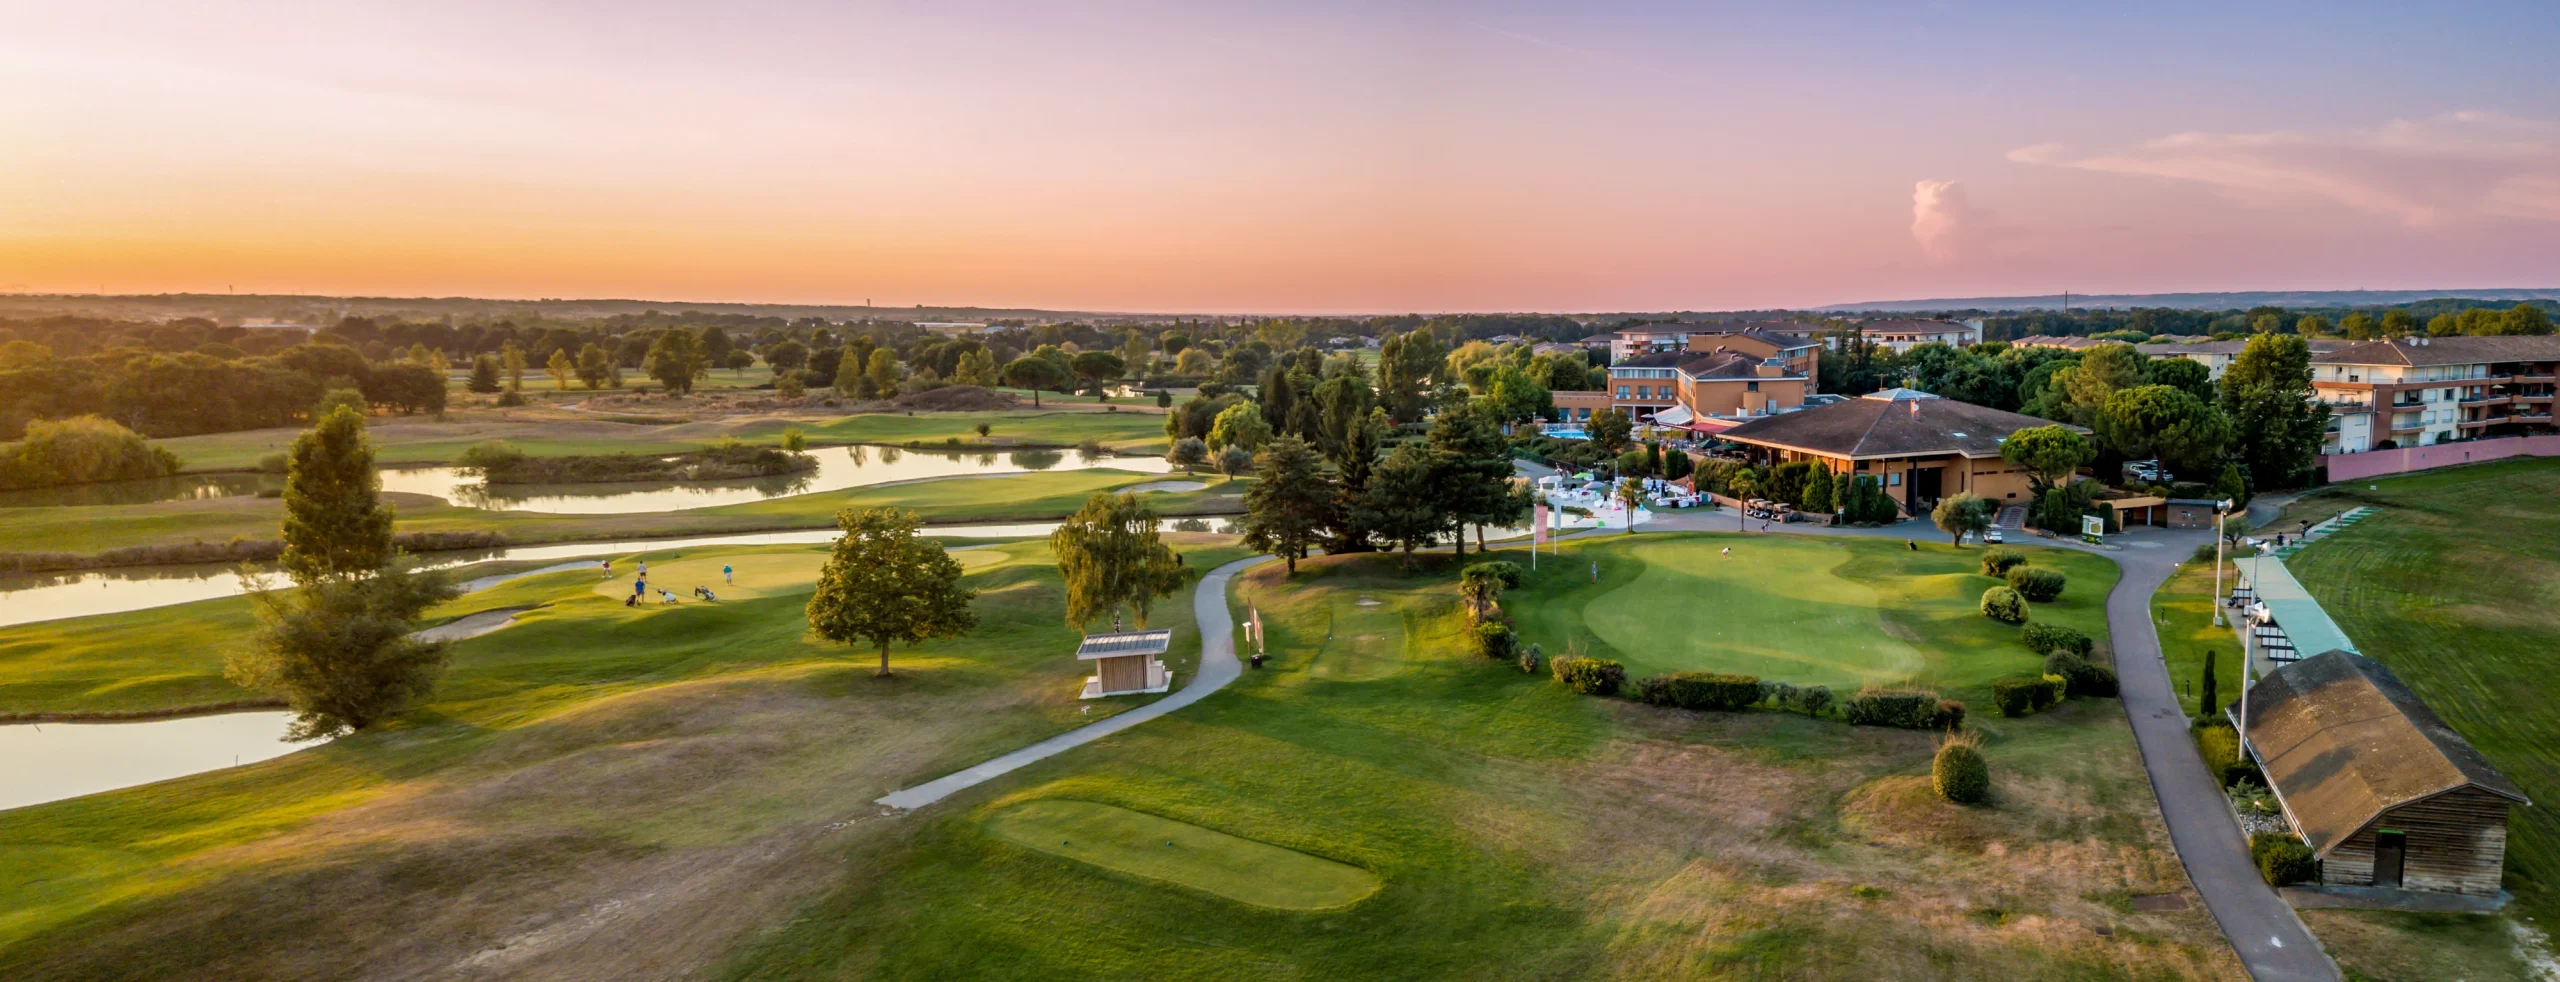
[{"x1": 875, "y1": 554, "x2": 1275, "y2": 811}]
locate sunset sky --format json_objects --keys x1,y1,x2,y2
[{"x1": 5, "y1": 1, "x2": 2558, "y2": 312}]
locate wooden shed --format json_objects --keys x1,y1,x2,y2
[
  {"x1": 1077, "y1": 629, "x2": 1172, "y2": 699},
  {"x1": 2243, "y1": 650, "x2": 2529, "y2": 895}
]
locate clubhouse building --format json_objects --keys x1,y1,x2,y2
[
  {"x1": 1711, "y1": 388, "x2": 2074, "y2": 516},
  {"x1": 2243, "y1": 650, "x2": 2528, "y2": 897}
]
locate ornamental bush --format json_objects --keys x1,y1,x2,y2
[
  {"x1": 2021, "y1": 622, "x2": 2093, "y2": 658},
  {"x1": 1517, "y1": 643, "x2": 1543, "y2": 675},
  {"x1": 1638, "y1": 672, "x2": 1763, "y2": 711},
  {"x1": 2006, "y1": 566, "x2": 2067, "y2": 602},
  {"x1": 1842, "y1": 687, "x2": 1946, "y2": 729},
  {"x1": 1473, "y1": 622, "x2": 1518, "y2": 661},
  {"x1": 1935, "y1": 699, "x2": 1967, "y2": 730},
  {"x1": 2195, "y1": 724, "x2": 2263, "y2": 788},
  {"x1": 1980, "y1": 586, "x2": 2028, "y2": 623},
  {"x1": 1991, "y1": 674, "x2": 2066, "y2": 717},
  {"x1": 1932, "y1": 735, "x2": 1990, "y2": 804},
  {"x1": 1797, "y1": 684, "x2": 1835, "y2": 718},
  {"x1": 1979, "y1": 548, "x2": 2027, "y2": 577},
  {"x1": 2044, "y1": 651, "x2": 2120, "y2": 697},
  {"x1": 1551, "y1": 656, "x2": 1626, "y2": 696},
  {"x1": 2250, "y1": 832, "x2": 2316, "y2": 886}
]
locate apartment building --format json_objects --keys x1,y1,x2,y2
[
  {"x1": 1575, "y1": 349, "x2": 1811, "y2": 425},
  {"x1": 2137, "y1": 338, "x2": 2352, "y2": 380},
  {"x1": 1685, "y1": 328, "x2": 1822, "y2": 382},
  {"x1": 1603, "y1": 320, "x2": 1819, "y2": 362},
  {"x1": 2310, "y1": 336, "x2": 2560, "y2": 454},
  {"x1": 1842, "y1": 318, "x2": 1979, "y2": 352}
]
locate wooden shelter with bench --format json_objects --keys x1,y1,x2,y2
[
  {"x1": 2242, "y1": 650, "x2": 2529, "y2": 896},
  {"x1": 1077, "y1": 628, "x2": 1173, "y2": 699}
]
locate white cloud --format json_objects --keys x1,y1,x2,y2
[
  {"x1": 1911, "y1": 179, "x2": 1991, "y2": 262},
  {"x1": 2008, "y1": 111, "x2": 2560, "y2": 227}
]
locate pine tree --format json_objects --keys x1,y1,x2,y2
[
  {"x1": 467, "y1": 354, "x2": 502, "y2": 394},
  {"x1": 278, "y1": 406, "x2": 394, "y2": 583},
  {"x1": 1356, "y1": 443, "x2": 1449, "y2": 568},
  {"x1": 1241, "y1": 436, "x2": 1331, "y2": 573}
]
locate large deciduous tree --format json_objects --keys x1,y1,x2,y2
[
  {"x1": 1241, "y1": 436, "x2": 1331, "y2": 573},
  {"x1": 2218, "y1": 334, "x2": 2328, "y2": 491},
  {"x1": 1207, "y1": 402, "x2": 1274, "y2": 453},
  {"x1": 1588, "y1": 407, "x2": 1633, "y2": 456},
  {"x1": 644, "y1": 330, "x2": 708, "y2": 394},
  {"x1": 1377, "y1": 328, "x2": 1445, "y2": 424},
  {"x1": 806, "y1": 507, "x2": 979, "y2": 677},
  {"x1": 1050, "y1": 493, "x2": 1191, "y2": 630}
]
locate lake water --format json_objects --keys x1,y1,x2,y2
[
  {"x1": 0, "y1": 711, "x2": 316, "y2": 813},
  {"x1": 0, "y1": 522, "x2": 1091, "y2": 628},
  {"x1": 0, "y1": 446, "x2": 1172, "y2": 514}
]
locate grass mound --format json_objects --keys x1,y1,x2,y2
[
  {"x1": 983, "y1": 799, "x2": 1382, "y2": 910},
  {"x1": 1837, "y1": 775, "x2": 1994, "y2": 852}
]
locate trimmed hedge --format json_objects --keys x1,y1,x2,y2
[
  {"x1": 2021, "y1": 622, "x2": 2093, "y2": 658},
  {"x1": 1979, "y1": 547, "x2": 2027, "y2": 577},
  {"x1": 1842, "y1": 687, "x2": 1953, "y2": 729},
  {"x1": 2196, "y1": 724, "x2": 2263, "y2": 788},
  {"x1": 1637, "y1": 672, "x2": 1763, "y2": 711},
  {"x1": 2006, "y1": 566, "x2": 2067, "y2": 602},
  {"x1": 1551, "y1": 656, "x2": 1626, "y2": 696},
  {"x1": 2250, "y1": 832, "x2": 2316, "y2": 886},
  {"x1": 1992, "y1": 674, "x2": 2068, "y2": 717},
  {"x1": 1980, "y1": 586, "x2": 2028, "y2": 623},
  {"x1": 1473, "y1": 622, "x2": 1518, "y2": 661},
  {"x1": 1932, "y1": 739, "x2": 1990, "y2": 804},
  {"x1": 2043, "y1": 651, "x2": 2119, "y2": 698}
]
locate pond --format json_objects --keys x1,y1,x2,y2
[
  {"x1": 377, "y1": 445, "x2": 1173, "y2": 514},
  {"x1": 0, "y1": 522, "x2": 1080, "y2": 628},
  {"x1": 0, "y1": 711, "x2": 316, "y2": 813},
  {"x1": 0, "y1": 446, "x2": 1172, "y2": 514}
]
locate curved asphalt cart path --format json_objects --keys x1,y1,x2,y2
[{"x1": 875, "y1": 554, "x2": 1275, "y2": 812}]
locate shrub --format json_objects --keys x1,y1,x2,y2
[
  {"x1": 1991, "y1": 675, "x2": 2066, "y2": 717},
  {"x1": 1517, "y1": 644, "x2": 1543, "y2": 675},
  {"x1": 1638, "y1": 672, "x2": 1763, "y2": 711},
  {"x1": 1980, "y1": 586, "x2": 2028, "y2": 623},
  {"x1": 0, "y1": 415, "x2": 184, "y2": 490},
  {"x1": 1932, "y1": 735, "x2": 1991, "y2": 804},
  {"x1": 2044, "y1": 651, "x2": 2120, "y2": 697},
  {"x1": 2250, "y1": 832, "x2": 2316, "y2": 886},
  {"x1": 1934, "y1": 699, "x2": 1967, "y2": 730},
  {"x1": 1551, "y1": 656, "x2": 1625, "y2": 696},
  {"x1": 1472, "y1": 622, "x2": 1518, "y2": 661},
  {"x1": 1464, "y1": 560, "x2": 1526, "y2": 589},
  {"x1": 1797, "y1": 684, "x2": 1834, "y2": 718},
  {"x1": 455, "y1": 440, "x2": 528, "y2": 472},
  {"x1": 1979, "y1": 548, "x2": 2027, "y2": 577},
  {"x1": 495, "y1": 390, "x2": 527, "y2": 407},
  {"x1": 2006, "y1": 566, "x2": 2066, "y2": 602},
  {"x1": 2021, "y1": 622, "x2": 2093, "y2": 658},
  {"x1": 1761, "y1": 680, "x2": 1796, "y2": 708},
  {"x1": 1842, "y1": 687, "x2": 1946, "y2": 729},
  {"x1": 2195, "y1": 724, "x2": 2263, "y2": 788}
]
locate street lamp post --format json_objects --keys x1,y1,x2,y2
[{"x1": 2211, "y1": 499, "x2": 2232, "y2": 627}]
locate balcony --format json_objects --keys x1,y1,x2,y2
[
  {"x1": 2513, "y1": 374, "x2": 2557, "y2": 384},
  {"x1": 2460, "y1": 395, "x2": 2510, "y2": 407},
  {"x1": 2515, "y1": 413, "x2": 2557, "y2": 424},
  {"x1": 2388, "y1": 420, "x2": 2427, "y2": 433}
]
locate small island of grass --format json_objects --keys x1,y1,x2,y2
[{"x1": 456, "y1": 438, "x2": 813, "y2": 484}]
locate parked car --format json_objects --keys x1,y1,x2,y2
[{"x1": 1984, "y1": 528, "x2": 2004, "y2": 544}]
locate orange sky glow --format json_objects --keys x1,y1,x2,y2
[{"x1": 6, "y1": 2, "x2": 2558, "y2": 312}]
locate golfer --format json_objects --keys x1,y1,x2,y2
[
  {"x1": 1721, "y1": 547, "x2": 1731, "y2": 558},
  {"x1": 723, "y1": 563, "x2": 734, "y2": 584}
]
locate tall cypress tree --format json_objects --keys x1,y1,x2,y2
[
  {"x1": 279, "y1": 406, "x2": 393, "y2": 583},
  {"x1": 2200, "y1": 649, "x2": 2220, "y2": 718}
]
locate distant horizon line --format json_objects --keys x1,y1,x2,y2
[{"x1": 4, "y1": 286, "x2": 2556, "y2": 321}]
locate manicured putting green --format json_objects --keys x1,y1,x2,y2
[
  {"x1": 984, "y1": 799, "x2": 1382, "y2": 910},
  {"x1": 589, "y1": 549, "x2": 1001, "y2": 601},
  {"x1": 1579, "y1": 538, "x2": 1927, "y2": 688}
]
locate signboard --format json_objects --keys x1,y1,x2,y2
[
  {"x1": 1533, "y1": 504, "x2": 1549, "y2": 547},
  {"x1": 2081, "y1": 515, "x2": 2106, "y2": 541}
]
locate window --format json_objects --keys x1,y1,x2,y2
[
  {"x1": 1746, "y1": 381, "x2": 1760, "y2": 392},
  {"x1": 1616, "y1": 386, "x2": 1629, "y2": 398},
  {"x1": 1635, "y1": 385, "x2": 1650, "y2": 399},
  {"x1": 1886, "y1": 472, "x2": 1901, "y2": 486}
]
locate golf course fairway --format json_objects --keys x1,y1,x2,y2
[{"x1": 984, "y1": 799, "x2": 1382, "y2": 910}]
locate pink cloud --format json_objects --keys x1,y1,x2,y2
[
  {"x1": 2009, "y1": 112, "x2": 2560, "y2": 227},
  {"x1": 1912, "y1": 179, "x2": 1997, "y2": 262}
]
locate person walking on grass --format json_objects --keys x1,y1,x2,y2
[
  {"x1": 600, "y1": 559, "x2": 612, "y2": 579},
  {"x1": 723, "y1": 563, "x2": 733, "y2": 585}
]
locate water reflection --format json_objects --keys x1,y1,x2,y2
[
  {"x1": 0, "y1": 711, "x2": 316, "y2": 813},
  {"x1": 0, "y1": 522, "x2": 1086, "y2": 627},
  {"x1": 373, "y1": 445, "x2": 1171, "y2": 514},
  {"x1": 0, "y1": 473, "x2": 277, "y2": 508}
]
